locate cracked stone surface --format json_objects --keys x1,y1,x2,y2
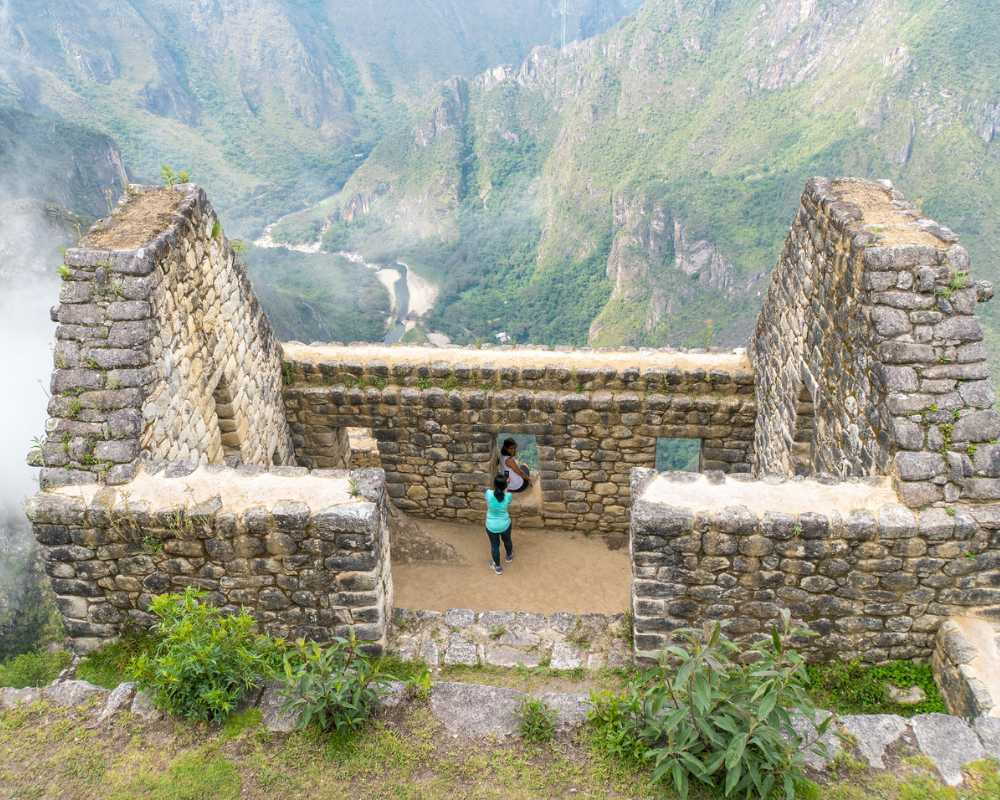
[
  {"x1": 0, "y1": 686, "x2": 40, "y2": 710},
  {"x1": 431, "y1": 681, "x2": 523, "y2": 737},
  {"x1": 839, "y1": 714, "x2": 909, "y2": 769},
  {"x1": 259, "y1": 681, "x2": 299, "y2": 733},
  {"x1": 42, "y1": 680, "x2": 106, "y2": 708},
  {"x1": 911, "y1": 713, "x2": 986, "y2": 786},
  {"x1": 97, "y1": 682, "x2": 136, "y2": 723},
  {"x1": 391, "y1": 608, "x2": 628, "y2": 673},
  {"x1": 130, "y1": 690, "x2": 165, "y2": 722},
  {"x1": 973, "y1": 716, "x2": 1000, "y2": 761},
  {"x1": 443, "y1": 635, "x2": 479, "y2": 666},
  {"x1": 484, "y1": 644, "x2": 542, "y2": 668}
]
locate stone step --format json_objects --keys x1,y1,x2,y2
[
  {"x1": 390, "y1": 607, "x2": 632, "y2": 671},
  {"x1": 933, "y1": 616, "x2": 1000, "y2": 719}
]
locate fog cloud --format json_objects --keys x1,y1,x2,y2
[{"x1": 0, "y1": 200, "x2": 60, "y2": 655}]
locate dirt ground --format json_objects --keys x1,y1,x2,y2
[
  {"x1": 82, "y1": 187, "x2": 182, "y2": 250},
  {"x1": 391, "y1": 519, "x2": 631, "y2": 614}
]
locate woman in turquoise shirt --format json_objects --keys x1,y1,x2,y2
[{"x1": 484, "y1": 474, "x2": 514, "y2": 575}]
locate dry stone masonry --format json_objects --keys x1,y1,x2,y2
[
  {"x1": 40, "y1": 184, "x2": 293, "y2": 489},
  {"x1": 281, "y1": 344, "x2": 755, "y2": 534},
  {"x1": 23, "y1": 177, "x2": 1000, "y2": 678},
  {"x1": 26, "y1": 465, "x2": 392, "y2": 653}
]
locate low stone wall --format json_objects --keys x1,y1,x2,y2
[
  {"x1": 25, "y1": 465, "x2": 392, "y2": 654},
  {"x1": 282, "y1": 344, "x2": 756, "y2": 532},
  {"x1": 751, "y1": 178, "x2": 997, "y2": 509},
  {"x1": 40, "y1": 184, "x2": 293, "y2": 488},
  {"x1": 629, "y1": 469, "x2": 995, "y2": 663},
  {"x1": 933, "y1": 617, "x2": 1000, "y2": 719}
]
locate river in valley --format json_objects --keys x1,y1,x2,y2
[{"x1": 252, "y1": 215, "x2": 446, "y2": 344}]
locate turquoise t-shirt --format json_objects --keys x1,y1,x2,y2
[{"x1": 484, "y1": 489, "x2": 512, "y2": 533}]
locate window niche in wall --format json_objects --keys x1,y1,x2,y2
[
  {"x1": 495, "y1": 433, "x2": 541, "y2": 507},
  {"x1": 213, "y1": 377, "x2": 242, "y2": 466},
  {"x1": 655, "y1": 438, "x2": 702, "y2": 472}
]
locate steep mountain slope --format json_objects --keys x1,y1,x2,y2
[
  {"x1": 0, "y1": 0, "x2": 639, "y2": 235},
  {"x1": 292, "y1": 0, "x2": 1000, "y2": 348}
]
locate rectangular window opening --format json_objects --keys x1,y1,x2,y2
[
  {"x1": 213, "y1": 378, "x2": 242, "y2": 466},
  {"x1": 656, "y1": 438, "x2": 702, "y2": 472},
  {"x1": 495, "y1": 433, "x2": 541, "y2": 508}
]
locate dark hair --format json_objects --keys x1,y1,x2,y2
[
  {"x1": 501, "y1": 437, "x2": 517, "y2": 456},
  {"x1": 493, "y1": 474, "x2": 508, "y2": 502}
]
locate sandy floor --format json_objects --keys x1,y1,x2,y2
[
  {"x1": 282, "y1": 342, "x2": 751, "y2": 374},
  {"x1": 392, "y1": 519, "x2": 631, "y2": 614},
  {"x1": 642, "y1": 473, "x2": 896, "y2": 514}
]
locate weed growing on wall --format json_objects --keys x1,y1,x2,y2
[{"x1": 587, "y1": 613, "x2": 828, "y2": 800}]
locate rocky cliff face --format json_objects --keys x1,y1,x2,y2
[{"x1": 304, "y1": 0, "x2": 1000, "y2": 350}]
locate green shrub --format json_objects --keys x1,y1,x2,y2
[
  {"x1": 588, "y1": 613, "x2": 829, "y2": 800},
  {"x1": 587, "y1": 686, "x2": 648, "y2": 765},
  {"x1": 0, "y1": 649, "x2": 71, "y2": 688},
  {"x1": 806, "y1": 659, "x2": 946, "y2": 716},
  {"x1": 76, "y1": 632, "x2": 155, "y2": 689},
  {"x1": 279, "y1": 636, "x2": 389, "y2": 733},
  {"x1": 517, "y1": 697, "x2": 557, "y2": 744},
  {"x1": 127, "y1": 588, "x2": 279, "y2": 722}
]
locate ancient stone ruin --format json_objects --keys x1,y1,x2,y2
[{"x1": 24, "y1": 178, "x2": 1000, "y2": 712}]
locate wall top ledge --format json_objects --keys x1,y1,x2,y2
[
  {"x1": 281, "y1": 342, "x2": 751, "y2": 376},
  {"x1": 26, "y1": 464, "x2": 385, "y2": 520},
  {"x1": 636, "y1": 469, "x2": 898, "y2": 516}
]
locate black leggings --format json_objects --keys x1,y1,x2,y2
[{"x1": 486, "y1": 524, "x2": 513, "y2": 566}]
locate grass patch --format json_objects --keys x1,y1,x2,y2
[
  {"x1": 75, "y1": 632, "x2": 155, "y2": 689},
  {"x1": 806, "y1": 659, "x2": 946, "y2": 716},
  {"x1": 106, "y1": 747, "x2": 241, "y2": 800},
  {"x1": 0, "y1": 649, "x2": 71, "y2": 688}
]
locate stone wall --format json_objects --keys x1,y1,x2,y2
[
  {"x1": 751, "y1": 178, "x2": 996, "y2": 509},
  {"x1": 39, "y1": 184, "x2": 293, "y2": 489},
  {"x1": 25, "y1": 465, "x2": 392, "y2": 654},
  {"x1": 281, "y1": 345, "x2": 756, "y2": 533},
  {"x1": 629, "y1": 469, "x2": 999, "y2": 663}
]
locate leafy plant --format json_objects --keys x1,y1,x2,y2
[
  {"x1": 0, "y1": 649, "x2": 71, "y2": 688},
  {"x1": 279, "y1": 635, "x2": 389, "y2": 733},
  {"x1": 589, "y1": 613, "x2": 829, "y2": 800},
  {"x1": 160, "y1": 164, "x2": 190, "y2": 186},
  {"x1": 587, "y1": 687, "x2": 648, "y2": 765},
  {"x1": 127, "y1": 588, "x2": 279, "y2": 722},
  {"x1": 517, "y1": 697, "x2": 557, "y2": 744},
  {"x1": 57, "y1": 265, "x2": 72, "y2": 280}
]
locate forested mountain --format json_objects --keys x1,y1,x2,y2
[
  {"x1": 0, "y1": 0, "x2": 639, "y2": 235},
  {"x1": 272, "y1": 0, "x2": 1000, "y2": 350}
]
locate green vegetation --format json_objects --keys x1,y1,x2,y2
[
  {"x1": 587, "y1": 614, "x2": 828, "y2": 799},
  {"x1": 160, "y1": 165, "x2": 190, "y2": 187},
  {"x1": 0, "y1": 649, "x2": 71, "y2": 689},
  {"x1": 517, "y1": 697, "x2": 557, "y2": 744},
  {"x1": 806, "y1": 660, "x2": 946, "y2": 717},
  {"x1": 243, "y1": 246, "x2": 390, "y2": 343},
  {"x1": 278, "y1": 637, "x2": 389, "y2": 733},
  {"x1": 2, "y1": 697, "x2": 1000, "y2": 800},
  {"x1": 75, "y1": 632, "x2": 155, "y2": 689},
  {"x1": 128, "y1": 589, "x2": 279, "y2": 722}
]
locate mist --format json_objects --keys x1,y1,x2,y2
[{"x1": 0, "y1": 201, "x2": 61, "y2": 656}]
